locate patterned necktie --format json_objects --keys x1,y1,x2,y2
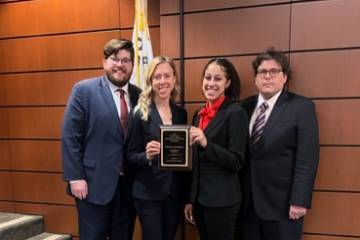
[
  {"x1": 251, "y1": 102, "x2": 269, "y2": 147},
  {"x1": 118, "y1": 89, "x2": 129, "y2": 134}
]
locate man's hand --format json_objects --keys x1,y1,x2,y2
[
  {"x1": 289, "y1": 205, "x2": 307, "y2": 220},
  {"x1": 70, "y1": 180, "x2": 88, "y2": 200}
]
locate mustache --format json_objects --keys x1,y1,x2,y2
[{"x1": 113, "y1": 67, "x2": 127, "y2": 73}]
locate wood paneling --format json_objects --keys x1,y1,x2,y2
[
  {"x1": 10, "y1": 140, "x2": 62, "y2": 172},
  {"x1": 122, "y1": 27, "x2": 161, "y2": 56},
  {"x1": 184, "y1": 5, "x2": 290, "y2": 58},
  {"x1": 303, "y1": 235, "x2": 360, "y2": 240},
  {"x1": 15, "y1": 203, "x2": 77, "y2": 236},
  {"x1": 315, "y1": 100, "x2": 360, "y2": 145},
  {"x1": 12, "y1": 172, "x2": 73, "y2": 205},
  {"x1": 304, "y1": 192, "x2": 360, "y2": 236},
  {"x1": 0, "y1": 201, "x2": 15, "y2": 212},
  {"x1": 0, "y1": 141, "x2": 11, "y2": 169},
  {"x1": 291, "y1": 0, "x2": 360, "y2": 50},
  {"x1": 160, "y1": 16, "x2": 180, "y2": 58},
  {"x1": 160, "y1": 0, "x2": 178, "y2": 14},
  {"x1": 0, "y1": 108, "x2": 9, "y2": 137},
  {"x1": 0, "y1": 0, "x2": 120, "y2": 38},
  {"x1": 0, "y1": 70, "x2": 102, "y2": 106},
  {"x1": 184, "y1": 57, "x2": 258, "y2": 102},
  {"x1": 289, "y1": 50, "x2": 360, "y2": 98},
  {"x1": 0, "y1": 31, "x2": 120, "y2": 73},
  {"x1": 0, "y1": 107, "x2": 64, "y2": 138},
  {"x1": 184, "y1": 0, "x2": 290, "y2": 12},
  {"x1": 0, "y1": 171, "x2": 13, "y2": 200},
  {"x1": 183, "y1": 224, "x2": 198, "y2": 240},
  {"x1": 184, "y1": 103, "x2": 203, "y2": 123},
  {"x1": 315, "y1": 147, "x2": 360, "y2": 192},
  {"x1": 119, "y1": 0, "x2": 160, "y2": 28}
]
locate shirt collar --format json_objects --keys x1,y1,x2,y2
[
  {"x1": 257, "y1": 90, "x2": 282, "y2": 110},
  {"x1": 106, "y1": 76, "x2": 129, "y2": 95}
]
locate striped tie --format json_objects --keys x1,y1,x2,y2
[{"x1": 251, "y1": 102, "x2": 269, "y2": 147}]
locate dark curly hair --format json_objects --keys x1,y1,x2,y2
[{"x1": 252, "y1": 47, "x2": 291, "y2": 82}]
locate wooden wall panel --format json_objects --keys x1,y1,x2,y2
[
  {"x1": 184, "y1": 0, "x2": 290, "y2": 11},
  {"x1": 160, "y1": 16, "x2": 180, "y2": 58},
  {"x1": 160, "y1": 0, "x2": 178, "y2": 14},
  {"x1": 0, "y1": 0, "x2": 120, "y2": 37},
  {"x1": 122, "y1": 27, "x2": 161, "y2": 56},
  {"x1": 15, "y1": 203, "x2": 78, "y2": 236},
  {"x1": 0, "y1": 70, "x2": 102, "y2": 106},
  {"x1": 119, "y1": 0, "x2": 160, "y2": 28},
  {"x1": 315, "y1": 100, "x2": 360, "y2": 145},
  {"x1": 0, "y1": 107, "x2": 64, "y2": 138},
  {"x1": 0, "y1": 31, "x2": 120, "y2": 73},
  {"x1": 184, "y1": 57, "x2": 258, "y2": 102},
  {"x1": 0, "y1": 171, "x2": 13, "y2": 200},
  {"x1": 184, "y1": 103, "x2": 203, "y2": 123},
  {"x1": 0, "y1": 108, "x2": 9, "y2": 137},
  {"x1": 303, "y1": 235, "x2": 360, "y2": 240},
  {"x1": 291, "y1": 0, "x2": 360, "y2": 50},
  {"x1": 10, "y1": 140, "x2": 62, "y2": 172},
  {"x1": 315, "y1": 147, "x2": 360, "y2": 191},
  {"x1": 12, "y1": 172, "x2": 72, "y2": 205},
  {"x1": 183, "y1": 224, "x2": 198, "y2": 240},
  {"x1": 289, "y1": 50, "x2": 360, "y2": 98},
  {"x1": 304, "y1": 192, "x2": 360, "y2": 236},
  {"x1": 0, "y1": 141, "x2": 11, "y2": 169},
  {"x1": 184, "y1": 5, "x2": 290, "y2": 57},
  {"x1": 0, "y1": 201, "x2": 15, "y2": 212}
]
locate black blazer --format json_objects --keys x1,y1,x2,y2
[
  {"x1": 126, "y1": 102, "x2": 188, "y2": 201},
  {"x1": 189, "y1": 100, "x2": 248, "y2": 207},
  {"x1": 242, "y1": 91, "x2": 319, "y2": 220},
  {"x1": 62, "y1": 75, "x2": 141, "y2": 205}
]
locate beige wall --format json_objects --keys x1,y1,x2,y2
[{"x1": 1, "y1": 0, "x2": 360, "y2": 239}]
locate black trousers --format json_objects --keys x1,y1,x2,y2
[
  {"x1": 75, "y1": 177, "x2": 136, "y2": 240},
  {"x1": 193, "y1": 202, "x2": 240, "y2": 240},
  {"x1": 134, "y1": 196, "x2": 182, "y2": 240},
  {"x1": 243, "y1": 201, "x2": 304, "y2": 240}
]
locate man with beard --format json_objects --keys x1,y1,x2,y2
[{"x1": 62, "y1": 39, "x2": 141, "y2": 240}]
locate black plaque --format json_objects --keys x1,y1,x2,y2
[{"x1": 159, "y1": 125, "x2": 192, "y2": 170}]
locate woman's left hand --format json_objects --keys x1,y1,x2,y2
[{"x1": 189, "y1": 126, "x2": 207, "y2": 148}]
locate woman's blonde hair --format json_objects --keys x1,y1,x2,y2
[{"x1": 134, "y1": 55, "x2": 180, "y2": 121}]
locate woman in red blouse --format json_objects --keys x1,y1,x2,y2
[{"x1": 184, "y1": 58, "x2": 248, "y2": 240}]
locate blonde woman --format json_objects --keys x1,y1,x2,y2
[{"x1": 126, "y1": 56, "x2": 187, "y2": 240}]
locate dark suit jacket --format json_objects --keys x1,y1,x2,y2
[
  {"x1": 61, "y1": 75, "x2": 141, "y2": 205},
  {"x1": 189, "y1": 100, "x2": 248, "y2": 207},
  {"x1": 242, "y1": 90, "x2": 319, "y2": 220},
  {"x1": 126, "y1": 102, "x2": 188, "y2": 201}
]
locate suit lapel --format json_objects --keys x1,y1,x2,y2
[
  {"x1": 170, "y1": 102, "x2": 182, "y2": 125},
  {"x1": 261, "y1": 91, "x2": 290, "y2": 140},
  {"x1": 149, "y1": 102, "x2": 163, "y2": 125},
  {"x1": 243, "y1": 96, "x2": 258, "y2": 120},
  {"x1": 128, "y1": 84, "x2": 140, "y2": 109},
  {"x1": 203, "y1": 100, "x2": 230, "y2": 134},
  {"x1": 99, "y1": 76, "x2": 123, "y2": 137}
]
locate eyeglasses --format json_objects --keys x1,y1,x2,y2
[
  {"x1": 257, "y1": 68, "x2": 283, "y2": 78},
  {"x1": 108, "y1": 56, "x2": 132, "y2": 65}
]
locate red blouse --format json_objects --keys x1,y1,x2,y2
[{"x1": 198, "y1": 96, "x2": 225, "y2": 130}]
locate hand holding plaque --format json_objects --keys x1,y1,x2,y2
[{"x1": 159, "y1": 125, "x2": 192, "y2": 170}]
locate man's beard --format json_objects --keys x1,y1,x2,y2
[{"x1": 105, "y1": 71, "x2": 131, "y2": 88}]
